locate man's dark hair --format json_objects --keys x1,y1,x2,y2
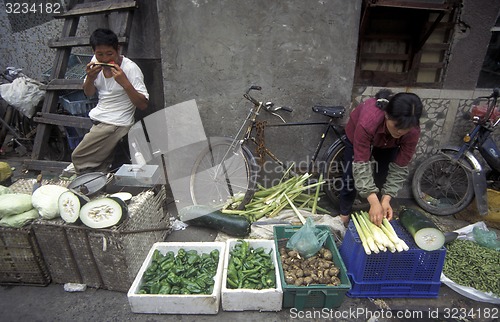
[{"x1": 89, "y1": 28, "x2": 119, "y2": 51}]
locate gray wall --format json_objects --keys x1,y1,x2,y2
[
  {"x1": 158, "y1": 0, "x2": 361, "y2": 169},
  {"x1": 444, "y1": 0, "x2": 500, "y2": 89}
]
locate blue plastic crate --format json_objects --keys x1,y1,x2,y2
[
  {"x1": 65, "y1": 127, "x2": 88, "y2": 150},
  {"x1": 59, "y1": 91, "x2": 97, "y2": 116},
  {"x1": 340, "y1": 220, "x2": 446, "y2": 284},
  {"x1": 347, "y1": 274, "x2": 441, "y2": 298}
]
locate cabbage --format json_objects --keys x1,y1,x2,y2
[
  {"x1": 0, "y1": 208, "x2": 39, "y2": 228},
  {"x1": 0, "y1": 193, "x2": 33, "y2": 218},
  {"x1": 0, "y1": 185, "x2": 11, "y2": 195},
  {"x1": 32, "y1": 185, "x2": 68, "y2": 219}
]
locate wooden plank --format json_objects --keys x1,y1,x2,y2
[
  {"x1": 32, "y1": 16, "x2": 80, "y2": 160},
  {"x1": 360, "y1": 53, "x2": 410, "y2": 61},
  {"x1": 23, "y1": 160, "x2": 70, "y2": 173},
  {"x1": 422, "y1": 43, "x2": 450, "y2": 50},
  {"x1": 40, "y1": 79, "x2": 83, "y2": 91},
  {"x1": 34, "y1": 113, "x2": 93, "y2": 129},
  {"x1": 48, "y1": 36, "x2": 128, "y2": 48},
  {"x1": 363, "y1": 33, "x2": 412, "y2": 41},
  {"x1": 418, "y1": 62, "x2": 445, "y2": 69},
  {"x1": 56, "y1": 0, "x2": 137, "y2": 18},
  {"x1": 367, "y1": 0, "x2": 453, "y2": 10}
]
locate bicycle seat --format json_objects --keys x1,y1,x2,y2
[{"x1": 312, "y1": 105, "x2": 345, "y2": 118}]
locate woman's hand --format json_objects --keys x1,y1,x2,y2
[
  {"x1": 367, "y1": 193, "x2": 384, "y2": 226},
  {"x1": 381, "y1": 195, "x2": 393, "y2": 221}
]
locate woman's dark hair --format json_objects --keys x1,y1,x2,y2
[
  {"x1": 375, "y1": 89, "x2": 423, "y2": 129},
  {"x1": 89, "y1": 28, "x2": 119, "y2": 51}
]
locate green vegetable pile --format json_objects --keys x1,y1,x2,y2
[
  {"x1": 138, "y1": 248, "x2": 220, "y2": 295},
  {"x1": 443, "y1": 239, "x2": 500, "y2": 297},
  {"x1": 227, "y1": 240, "x2": 276, "y2": 289},
  {"x1": 222, "y1": 172, "x2": 328, "y2": 222}
]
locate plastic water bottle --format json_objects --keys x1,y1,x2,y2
[{"x1": 131, "y1": 142, "x2": 146, "y2": 168}]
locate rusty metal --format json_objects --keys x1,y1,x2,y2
[{"x1": 255, "y1": 121, "x2": 267, "y2": 167}]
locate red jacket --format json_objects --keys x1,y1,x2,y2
[{"x1": 345, "y1": 98, "x2": 420, "y2": 167}]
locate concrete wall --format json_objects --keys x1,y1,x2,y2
[
  {"x1": 444, "y1": 0, "x2": 500, "y2": 89},
  {"x1": 0, "y1": 3, "x2": 65, "y2": 80},
  {"x1": 158, "y1": 0, "x2": 362, "y2": 169}
]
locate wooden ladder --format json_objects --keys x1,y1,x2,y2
[{"x1": 28, "y1": 0, "x2": 137, "y2": 172}]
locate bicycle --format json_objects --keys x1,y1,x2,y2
[
  {"x1": 189, "y1": 85, "x2": 349, "y2": 210},
  {"x1": 411, "y1": 88, "x2": 500, "y2": 216}
]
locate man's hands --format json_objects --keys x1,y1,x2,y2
[{"x1": 367, "y1": 193, "x2": 393, "y2": 226}]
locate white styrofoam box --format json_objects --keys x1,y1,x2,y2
[
  {"x1": 114, "y1": 164, "x2": 162, "y2": 187},
  {"x1": 127, "y1": 242, "x2": 225, "y2": 314},
  {"x1": 221, "y1": 239, "x2": 283, "y2": 311}
]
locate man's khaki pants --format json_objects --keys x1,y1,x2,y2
[{"x1": 71, "y1": 122, "x2": 131, "y2": 174}]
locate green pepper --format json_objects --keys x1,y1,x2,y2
[
  {"x1": 150, "y1": 282, "x2": 161, "y2": 294},
  {"x1": 166, "y1": 272, "x2": 181, "y2": 286},
  {"x1": 187, "y1": 252, "x2": 200, "y2": 265},
  {"x1": 159, "y1": 284, "x2": 171, "y2": 294},
  {"x1": 160, "y1": 260, "x2": 174, "y2": 271},
  {"x1": 186, "y1": 283, "x2": 203, "y2": 294},
  {"x1": 152, "y1": 250, "x2": 163, "y2": 262},
  {"x1": 227, "y1": 277, "x2": 238, "y2": 289},
  {"x1": 184, "y1": 266, "x2": 198, "y2": 278},
  {"x1": 210, "y1": 249, "x2": 219, "y2": 261}
]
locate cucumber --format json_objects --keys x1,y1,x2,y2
[
  {"x1": 179, "y1": 205, "x2": 251, "y2": 237},
  {"x1": 399, "y1": 207, "x2": 445, "y2": 251}
]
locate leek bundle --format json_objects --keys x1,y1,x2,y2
[
  {"x1": 221, "y1": 172, "x2": 327, "y2": 222},
  {"x1": 352, "y1": 211, "x2": 409, "y2": 255}
]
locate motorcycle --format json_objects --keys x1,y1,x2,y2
[{"x1": 412, "y1": 88, "x2": 500, "y2": 216}]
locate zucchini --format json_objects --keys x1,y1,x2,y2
[
  {"x1": 58, "y1": 190, "x2": 89, "y2": 224},
  {"x1": 179, "y1": 205, "x2": 251, "y2": 237},
  {"x1": 399, "y1": 207, "x2": 445, "y2": 251},
  {"x1": 79, "y1": 197, "x2": 128, "y2": 229}
]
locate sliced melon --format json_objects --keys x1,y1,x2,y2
[
  {"x1": 399, "y1": 208, "x2": 445, "y2": 251},
  {"x1": 58, "y1": 190, "x2": 88, "y2": 223},
  {"x1": 79, "y1": 197, "x2": 128, "y2": 229}
]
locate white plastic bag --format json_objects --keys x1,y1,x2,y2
[
  {"x1": 440, "y1": 221, "x2": 500, "y2": 304},
  {"x1": 0, "y1": 76, "x2": 45, "y2": 118}
]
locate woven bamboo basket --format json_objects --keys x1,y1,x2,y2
[
  {"x1": 0, "y1": 226, "x2": 51, "y2": 286},
  {"x1": 0, "y1": 179, "x2": 57, "y2": 286},
  {"x1": 30, "y1": 185, "x2": 171, "y2": 292}
]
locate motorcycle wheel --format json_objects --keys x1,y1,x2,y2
[{"x1": 411, "y1": 153, "x2": 474, "y2": 216}]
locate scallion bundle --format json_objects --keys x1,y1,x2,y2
[{"x1": 352, "y1": 211, "x2": 409, "y2": 255}]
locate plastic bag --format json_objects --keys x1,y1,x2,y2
[
  {"x1": 286, "y1": 217, "x2": 330, "y2": 258},
  {"x1": 0, "y1": 76, "x2": 45, "y2": 118},
  {"x1": 472, "y1": 226, "x2": 500, "y2": 251}
]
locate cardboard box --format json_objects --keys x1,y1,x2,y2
[
  {"x1": 221, "y1": 239, "x2": 283, "y2": 311},
  {"x1": 127, "y1": 242, "x2": 225, "y2": 314}
]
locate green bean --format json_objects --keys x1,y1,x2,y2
[{"x1": 443, "y1": 239, "x2": 500, "y2": 297}]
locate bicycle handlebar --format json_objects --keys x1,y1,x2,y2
[{"x1": 244, "y1": 86, "x2": 293, "y2": 113}]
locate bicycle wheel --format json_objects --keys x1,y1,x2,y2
[
  {"x1": 322, "y1": 139, "x2": 346, "y2": 207},
  {"x1": 190, "y1": 137, "x2": 258, "y2": 210},
  {"x1": 412, "y1": 153, "x2": 474, "y2": 216}
]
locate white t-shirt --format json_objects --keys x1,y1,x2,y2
[{"x1": 88, "y1": 56, "x2": 149, "y2": 126}]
